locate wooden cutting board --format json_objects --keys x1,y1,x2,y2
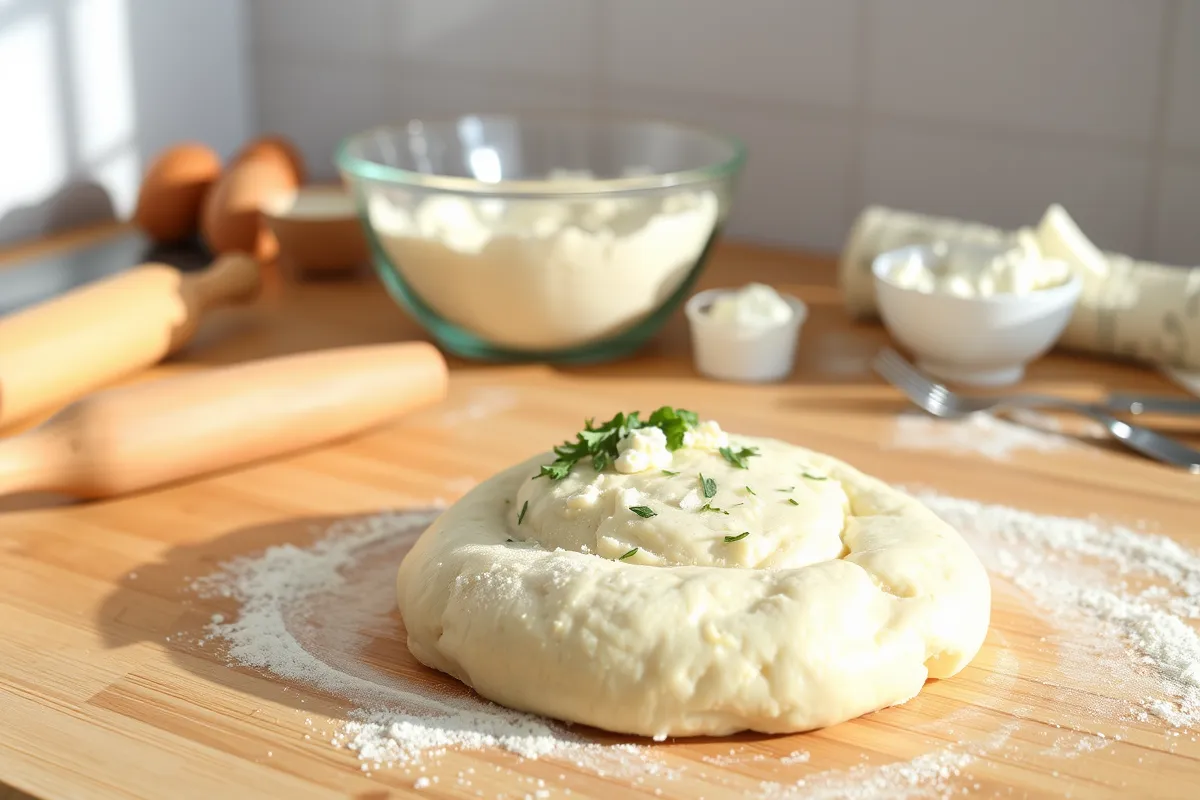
[{"x1": 0, "y1": 229, "x2": 1197, "y2": 799}]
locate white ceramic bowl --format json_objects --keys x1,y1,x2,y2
[
  {"x1": 685, "y1": 287, "x2": 808, "y2": 382},
  {"x1": 872, "y1": 243, "x2": 1082, "y2": 387}
]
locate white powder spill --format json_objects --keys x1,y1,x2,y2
[
  {"x1": 759, "y1": 725, "x2": 1019, "y2": 800},
  {"x1": 426, "y1": 387, "x2": 520, "y2": 428},
  {"x1": 191, "y1": 488, "x2": 1199, "y2": 796},
  {"x1": 919, "y1": 492, "x2": 1200, "y2": 727},
  {"x1": 888, "y1": 410, "x2": 1081, "y2": 460}
]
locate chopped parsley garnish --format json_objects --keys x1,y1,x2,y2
[
  {"x1": 744, "y1": 486, "x2": 756, "y2": 495},
  {"x1": 699, "y1": 503, "x2": 729, "y2": 515},
  {"x1": 662, "y1": 470, "x2": 680, "y2": 476},
  {"x1": 802, "y1": 471, "x2": 828, "y2": 481},
  {"x1": 787, "y1": 498, "x2": 800, "y2": 506},
  {"x1": 776, "y1": 486, "x2": 795, "y2": 493},
  {"x1": 724, "y1": 532, "x2": 750, "y2": 543},
  {"x1": 700, "y1": 473, "x2": 717, "y2": 499},
  {"x1": 536, "y1": 407, "x2": 700, "y2": 480},
  {"x1": 629, "y1": 505, "x2": 656, "y2": 518},
  {"x1": 719, "y1": 445, "x2": 760, "y2": 469},
  {"x1": 517, "y1": 500, "x2": 529, "y2": 524},
  {"x1": 619, "y1": 547, "x2": 639, "y2": 561}
]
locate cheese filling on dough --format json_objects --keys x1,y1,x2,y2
[
  {"x1": 396, "y1": 409, "x2": 991, "y2": 739},
  {"x1": 514, "y1": 434, "x2": 848, "y2": 569}
]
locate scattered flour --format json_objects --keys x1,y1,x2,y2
[
  {"x1": 759, "y1": 725, "x2": 1018, "y2": 800},
  {"x1": 191, "y1": 486, "x2": 1199, "y2": 796},
  {"x1": 918, "y1": 492, "x2": 1200, "y2": 728},
  {"x1": 888, "y1": 410, "x2": 1077, "y2": 460}
]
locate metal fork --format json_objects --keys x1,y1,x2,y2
[{"x1": 872, "y1": 348, "x2": 1200, "y2": 471}]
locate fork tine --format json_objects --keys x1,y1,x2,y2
[
  {"x1": 872, "y1": 348, "x2": 953, "y2": 417},
  {"x1": 872, "y1": 349, "x2": 929, "y2": 407}
]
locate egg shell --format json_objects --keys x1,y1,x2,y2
[
  {"x1": 133, "y1": 143, "x2": 222, "y2": 243},
  {"x1": 233, "y1": 135, "x2": 307, "y2": 185},
  {"x1": 201, "y1": 156, "x2": 298, "y2": 262}
]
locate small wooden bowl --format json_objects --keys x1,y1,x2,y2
[{"x1": 264, "y1": 187, "x2": 369, "y2": 278}]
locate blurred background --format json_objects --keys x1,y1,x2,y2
[{"x1": 2, "y1": 0, "x2": 1197, "y2": 262}]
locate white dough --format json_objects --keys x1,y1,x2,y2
[{"x1": 396, "y1": 434, "x2": 990, "y2": 738}]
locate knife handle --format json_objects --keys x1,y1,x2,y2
[
  {"x1": 0, "y1": 342, "x2": 447, "y2": 499},
  {"x1": 0, "y1": 254, "x2": 261, "y2": 428},
  {"x1": 1107, "y1": 393, "x2": 1200, "y2": 416}
]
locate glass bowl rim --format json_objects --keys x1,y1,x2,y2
[{"x1": 334, "y1": 111, "x2": 747, "y2": 197}]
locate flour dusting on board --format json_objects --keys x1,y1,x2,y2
[
  {"x1": 888, "y1": 410, "x2": 1080, "y2": 460},
  {"x1": 921, "y1": 493, "x2": 1200, "y2": 728},
  {"x1": 191, "y1": 490, "x2": 1198, "y2": 796}
]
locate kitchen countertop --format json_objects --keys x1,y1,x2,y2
[{"x1": 0, "y1": 224, "x2": 1196, "y2": 799}]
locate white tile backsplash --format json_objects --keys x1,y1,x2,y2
[
  {"x1": 388, "y1": 0, "x2": 595, "y2": 82},
  {"x1": 605, "y1": 0, "x2": 858, "y2": 109},
  {"x1": 1153, "y1": 159, "x2": 1200, "y2": 265},
  {"x1": 862, "y1": 124, "x2": 1151, "y2": 255},
  {"x1": 1165, "y1": 1, "x2": 1200, "y2": 153},
  {"x1": 386, "y1": 67, "x2": 592, "y2": 117},
  {"x1": 866, "y1": 0, "x2": 1166, "y2": 145},
  {"x1": 255, "y1": 58, "x2": 386, "y2": 178},
  {"x1": 607, "y1": 89, "x2": 857, "y2": 252},
  {"x1": 244, "y1": 0, "x2": 1199, "y2": 263},
  {"x1": 251, "y1": 0, "x2": 388, "y2": 58}
]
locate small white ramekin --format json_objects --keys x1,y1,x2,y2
[{"x1": 685, "y1": 288, "x2": 808, "y2": 382}]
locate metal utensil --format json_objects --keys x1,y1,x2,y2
[
  {"x1": 873, "y1": 348, "x2": 1200, "y2": 471},
  {"x1": 1104, "y1": 393, "x2": 1200, "y2": 416}
]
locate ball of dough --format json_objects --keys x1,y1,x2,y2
[{"x1": 397, "y1": 433, "x2": 990, "y2": 739}]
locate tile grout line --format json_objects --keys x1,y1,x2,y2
[
  {"x1": 589, "y1": 0, "x2": 608, "y2": 113},
  {"x1": 1139, "y1": 0, "x2": 1182, "y2": 261},
  {"x1": 253, "y1": 47, "x2": 1200, "y2": 165},
  {"x1": 843, "y1": 0, "x2": 872, "y2": 248}
]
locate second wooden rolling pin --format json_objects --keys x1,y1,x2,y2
[
  {"x1": 0, "y1": 342, "x2": 447, "y2": 499},
  {"x1": 0, "y1": 253, "x2": 262, "y2": 429}
]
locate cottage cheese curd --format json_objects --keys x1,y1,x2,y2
[{"x1": 888, "y1": 234, "x2": 1072, "y2": 298}]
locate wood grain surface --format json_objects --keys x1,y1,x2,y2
[{"x1": 0, "y1": 226, "x2": 1197, "y2": 799}]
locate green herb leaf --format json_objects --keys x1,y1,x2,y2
[
  {"x1": 700, "y1": 473, "x2": 717, "y2": 499},
  {"x1": 537, "y1": 407, "x2": 699, "y2": 480},
  {"x1": 744, "y1": 486, "x2": 756, "y2": 495},
  {"x1": 724, "y1": 532, "x2": 750, "y2": 543},
  {"x1": 787, "y1": 498, "x2": 800, "y2": 506},
  {"x1": 677, "y1": 409, "x2": 699, "y2": 428},
  {"x1": 618, "y1": 547, "x2": 639, "y2": 561},
  {"x1": 538, "y1": 462, "x2": 571, "y2": 481},
  {"x1": 729, "y1": 502, "x2": 744, "y2": 508},
  {"x1": 661, "y1": 470, "x2": 680, "y2": 476},
  {"x1": 517, "y1": 500, "x2": 529, "y2": 524},
  {"x1": 629, "y1": 505, "x2": 657, "y2": 518},
  {"x1": 719, "y1": 445, "x2": 760, "y2": 469},
  {"x1": 802, "y1": 471, "x2": 828, "y2": 481},
  {"x1": 776, "y1": 486, "x2": 795, "y2": 493},
  {"x1": 699, "y1": 503, "x2": 729, "y2": 515}
]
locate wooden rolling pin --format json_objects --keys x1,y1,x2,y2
[
  {"x1": 0, "y1": 342, "x2": 447, "y2": 499},
  {"x1": 0, "y1": 254, "x2": 262, "y2": 429}
]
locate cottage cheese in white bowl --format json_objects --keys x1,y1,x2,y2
[
  {"x1": 872, "y1": 242, "x2": 1081, "y2": 386},
  {"x1": 686, "y1": 282, "x2": 808, "y2": 382}
]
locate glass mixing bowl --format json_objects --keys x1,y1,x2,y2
[{"x1": 336, "y1": 114, "x2": 745, "y2": 362}]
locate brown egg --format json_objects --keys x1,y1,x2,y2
[
  {"x1": 200, "y1": 155, "x2": 298, "y2": 262},
  {"x1": 133, "y1": 143, "x2": 222, "y2": 243},
  {"x1": 233, "y1": 134, "x2": 307, "y2": 185}
]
